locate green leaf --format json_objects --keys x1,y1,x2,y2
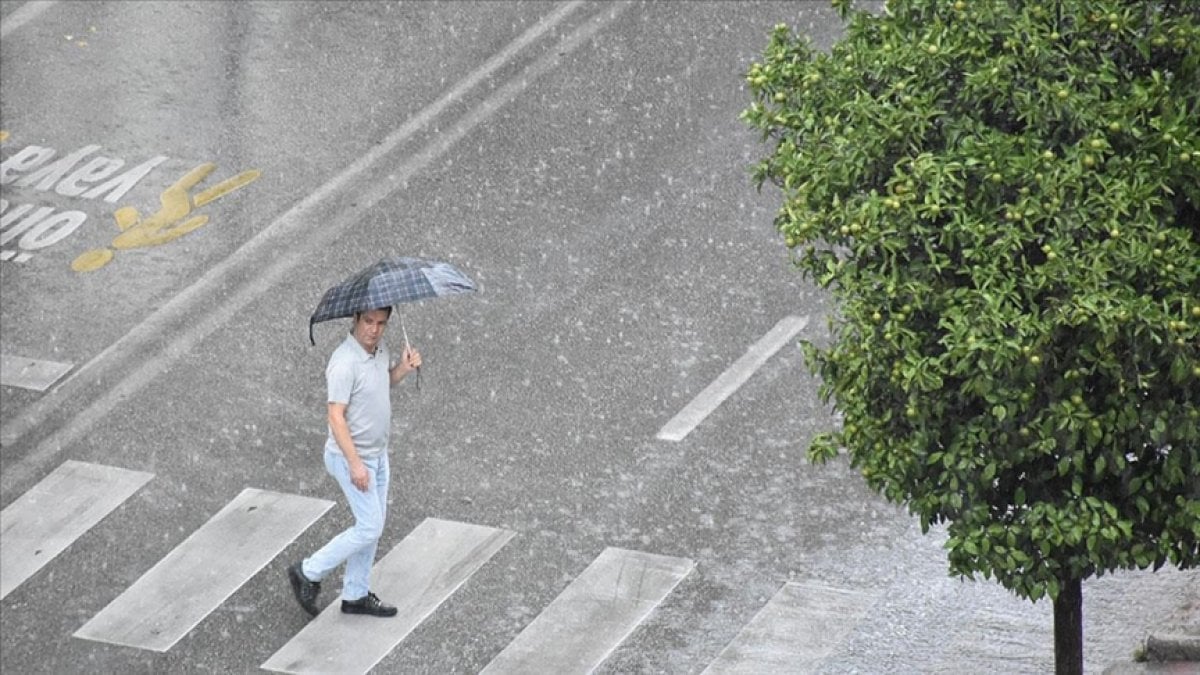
[
  {"x1": 983, "y1": 462, "x2": 997, "y2": 481},
  {"x1": 1170, "y1": 356, "x2": 1190, "y2": 384}
]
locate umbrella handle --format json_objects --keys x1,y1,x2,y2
[{"x1": 397, "y1": 309, "x2": 420, "y2": 390}]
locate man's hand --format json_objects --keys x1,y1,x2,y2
[
  {"x1": 401, "y1": 345, "x2": 422, "y2": 371},
  {"x1": 349, "y1": 459, "x2": 370, "y2": 492},
  {"x1": 328, "y1": 402, "x2": 367, "y2": 489},
  {"x1": 391, "y1": 345, "x2": 422, "y2": 384}
]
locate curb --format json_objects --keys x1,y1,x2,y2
[
  {"x1": 1145, "y1": 634, "x2": 1200, "y2": 663},
  {"x1": 1103, "y1": 634, "x2": 1200, "y2": 674},
  {"x1": 1102, "y1": 663, "x2": 1200, "y2": 674}
]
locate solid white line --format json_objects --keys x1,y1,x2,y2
[
  {"x1": 480, "y1": 547, "x2": 694, "y2": 674},
  {"x1": 656, "y1": 315, "x2": 808, "y2": 442},
  {"x1": 0, "y1": 0, "x2": 57, "y2": 39},
  {"x1": 1, "y1": 1, "x2": 634, "y2": 496},
  {"x1": 702, "y1": 582, "x2": 876, "y2": 674},
  {"x1": 74, "y1": 488, "x2": 333, "y2": 652},
  {"x1": 0, "y1": 460, "x2": 153, "y2": 600},
  {"x1": 0, "y1": 353, "x2": 74, "y2": 391},
  {"x1": 261, "y1": 518, "x2": 515, "y2": 674}
]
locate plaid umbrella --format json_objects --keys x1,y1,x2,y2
[{"x1": 309, "y1": 256, "x2": 477, "y2": 345}]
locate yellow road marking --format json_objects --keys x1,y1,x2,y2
[
  {"x1": 69, "y1": 248, "x2": 113, "y2": 272},
  {"x1": 193, "y1": 169, "x2": 260, "y2": 207},
  {"x1": 71, "y1": 163, "x2": 261, "y2": 272}
]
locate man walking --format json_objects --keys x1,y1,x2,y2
[{"x1": 288, "y1": 306, "x2": 421, "y2": 618}]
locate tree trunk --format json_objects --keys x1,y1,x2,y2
[{"x1": 1054, "y1": 577, "x2": 1084, "y2": 675}]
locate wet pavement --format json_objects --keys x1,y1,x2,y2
[{"x1": 2, "y1": 1, "x2": 1195, "y2": 673}]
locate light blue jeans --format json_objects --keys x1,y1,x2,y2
[{"x1": 301, "y1": 450, "x2": 389, "y2": 601}]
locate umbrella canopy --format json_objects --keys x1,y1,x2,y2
[{"x1": 309, "y1": 256, "x2": 477, "y2": 345}]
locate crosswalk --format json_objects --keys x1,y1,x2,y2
[
  {"x1": 263, "y1": 518, "x2": 515, "y2": 674},
  {"x1": 0, "y1": 459, "x2": 153, "y2": 600},
  {"x1": 0, "y1": 459, "x2": 873, "y2": 673},
  {"x1": 703, "y1": 582, "x2": 876, "y2": 674},
  {"x1": 75, "y1": 488, "x2": 334, "y2": 652},
  {"x1": 480, "y1": 547, "x2": 694, "y2": 674}
]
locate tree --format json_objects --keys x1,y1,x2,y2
[{"x1": 741, "y1": 1, "x2": 1200, "y2": 672}]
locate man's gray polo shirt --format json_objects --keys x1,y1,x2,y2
[{"x1": 325, "y1": 334, "x2": 391, "y2": 458}]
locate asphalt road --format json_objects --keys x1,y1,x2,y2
[{"x1": 1, "y1": 2, "x2": 1195, "y2": 673}]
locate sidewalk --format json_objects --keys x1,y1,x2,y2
[{"x1": 1103, "y1": 580, "x2": 1200, "y2": 675}]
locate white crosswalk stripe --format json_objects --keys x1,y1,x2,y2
[
  {"x1": 0, "y1": 353, "x2": 74, "y2": 391},
  {"x1": 702, "y1": 582, "x2": 877, "y2": 674},
  {"x1": 262, "y1": 517, "x2": 515, "y2": 674},
  {"x1": 73, "y1": 488, "x2": 334, "y2": 652},
  {"x1": 481, "y1": 547, "x2": 694, "y2": 674},
  {"x1": 0, "y1": 460, "x2": 153, "y2": 600}
]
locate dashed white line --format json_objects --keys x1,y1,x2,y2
[
  {"x1": 0, "y1": 0, "x2": 58, "y2": 39},
  {"x1": 657, "y1": 315, "x2": 808, "y2": 442}
]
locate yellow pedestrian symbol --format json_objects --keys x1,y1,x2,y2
[{"x1": 71, "y1": 163, "x2": 260, "y2": 272}]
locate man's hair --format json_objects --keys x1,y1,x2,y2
[{"x1": 353, "y1": 306, "x2": 393, "y2": 321}]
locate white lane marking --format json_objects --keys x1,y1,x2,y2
[
  {"x1": 657, "y1": 315, "x2": 808, "y2": 442},
  {"x1": 261, "y1": 518, "x2": 515, "y2": 674},
  {"x1": 73, "y1": 488, "x2": 333, "y2": 652},
  {"x1": 0, "y1": 0, "x2": 57, "y2": 39},
  {"x1": 0, "y1": 353, "x2": 74, "y2": 391},
  {"x1": 0, "y1": 250, "x2": 33, "y2": 262},
  {"x1": 0, "y1": 1, "x2": 635, "y2": 494},
  {"x1": 702, "y1": 582, "x2": 876, "y2": 674},
  {"x1": 480, "y1": 547, "x2": 694, "y2": 675},
  {"x1": 0, "y1": 460, "x2": 153, "y2": 600}
]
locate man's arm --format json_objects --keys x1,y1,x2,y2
[{"x1": 328, "y1": 402, "x2": 369, "y2": 491}]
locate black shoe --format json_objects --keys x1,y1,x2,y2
[
  {"x1": 341, "y1": 591, "x2": 398, "y2": 617},
  {"x1": 287, "y1": 562, "x2": 321, "y2": 616}
]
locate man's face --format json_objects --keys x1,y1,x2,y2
[{"x1": 353, "y1": 309, "x2": 390, "y2": 353}]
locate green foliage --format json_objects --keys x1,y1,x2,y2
[{"x1": 743, "y1": 0, "x2": 1200, "y2": 601}]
